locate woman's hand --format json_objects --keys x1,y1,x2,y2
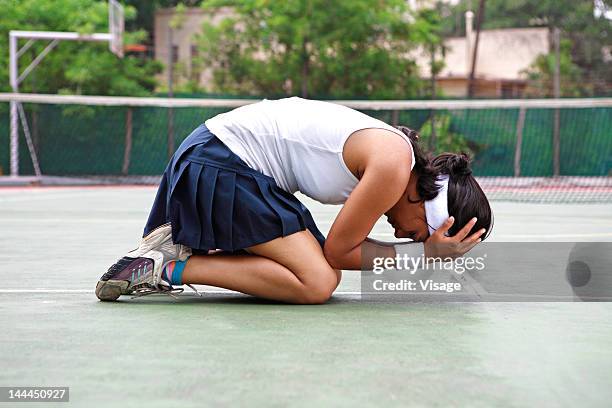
[{"x1": 424, "y1": 216, "x2": 486, "y2": 259}]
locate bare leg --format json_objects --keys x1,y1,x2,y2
[
  {"x1": 181, "y1": 230, "x2": 341, "y2": 304},
  {"x1": 183, "y1": 253, "x2": 312, "y2": 303}
]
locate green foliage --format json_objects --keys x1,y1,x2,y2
[
  {"x1": 418, "y1": 114, "x2": 475, "y2": 156},
  {"x1": 0, "y1": 0, "x2": 162, "y2": 96},
  {"x1": 522, "y1": 39, "x2": 585, "y2": 97},
  {"x1": 439, "y1": 0, "x2": 608, "y2": 35},
  {"x1": 195, "y1": 0, "x2": 443, "y2": 98},
  {"x1": 124, "y1": 0, "x2": 202, "y2": 34},
  {"x1": 438, "y1": 0, "x2": 612, "y2": 96},
  {"x1": 414, "y1": 6, "x2": 447, "y2": 99}
]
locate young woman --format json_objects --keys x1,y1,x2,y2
[{"x1": 96, "y1": 97, "x2": 492, "y2": 304}]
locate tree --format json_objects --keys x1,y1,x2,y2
[
  {"x1": 0, "y1": 0, "x2": 164, "y2": 177},
  {"x1": 195, "y1": 0, "x2": 443, "y2": 99},
  {"x1": 124, "y1": 0, "x2": 202, "y2": 40},
  {"x1": 0, "y1": 0, "x2": 162, "y2": 96},
  {"x1": 418, "y1": 114, "x2": 476, "y2": 157},
  {"x1": 522, "y1": 38, "x2": 585, "y2": 97},
  {"x1": 439, "y1": 0, "x2": 612, "y2": 96}
]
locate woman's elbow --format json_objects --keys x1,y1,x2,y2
[{"x1": 323, "y1": 245, "x2": 345, "y2": 270}]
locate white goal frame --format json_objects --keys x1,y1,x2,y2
[{"x1": 7, "y1": 0, "x2": 123, "y2": 178}]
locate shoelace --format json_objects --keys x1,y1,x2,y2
[{"x1": 130, "y1": 283, "x2": 203, "y2": 299}]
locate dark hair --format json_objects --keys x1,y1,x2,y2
[
  {"x1": 395, "y1": 126, "x2": 493, "y2": 240},
  {"x1": 395, "y1": 126, "x2": 438, "y2": 201},
  {"x1": 432, "y1": 153, "x2": 493, "y2": 239}
]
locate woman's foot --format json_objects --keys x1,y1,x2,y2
[{"x1": 95, "y1": 224, "x2": 191, "y2": 301}]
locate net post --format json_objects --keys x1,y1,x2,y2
[
  {"x1": 17, "y1": 103, "x2": 42, "y2": 177},
  {"x1": 553, "y1": 108, "x2": 560, "y2": 176},
  {"x1": 166, "y1": 26, "x2": 175, "y2": 159},
  {"x1": 9, "y1": 33, "x2": 19, "y2": 176},
  {"x1": 9, "y1": 101, "x2": 19, "y2": 177},
  {"x1": 122, "y1": 107, "x2": 133, "y2": 176},
  {"x1": 428, "y1": 109, "x2": 436, "y2": 152},
  {"x1": 552, "y1": 27, "x2": 561, "y2": 176},
  {"x1": 514, "y1": 106, "x2": 526, "y2": 177},
  {"x1": 391, "y1": 110, "x2": 399, "y2": 126}
]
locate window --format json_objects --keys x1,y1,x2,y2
[{"x1": 172, "y1": 45, "x2": 179, "y2": 64}]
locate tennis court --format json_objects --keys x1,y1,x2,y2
[
  {"x1": 1, "y1": 185, "x2": 611, "y2": 407},
  {"x1": 2, "y1": 0, "x2": 612, "y2": 406}
]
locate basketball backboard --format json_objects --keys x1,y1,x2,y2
[{"x1": 109, "y1": 0, "x2": 124, "y2": 57}]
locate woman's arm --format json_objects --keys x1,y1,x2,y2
[
  {"x1": 362, "y1": 218, "x2": 484, "y2": 269},
  {"x1": 323, "y1": 132, "x2": 485, "y2": 271},
  {"x1": 323, "y1": 133, "x2": 412, "y2": 270},
  {"x1": 330, "y1": 217, "x2": 484, "y2": 271}
]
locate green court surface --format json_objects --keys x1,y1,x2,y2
[{"x1": 1, "y1": 187, "x2": 612, "y2": 407}]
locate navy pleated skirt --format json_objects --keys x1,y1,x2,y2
[{"x1": 143, "y1": 124, "x2": 326, "y2": 253}]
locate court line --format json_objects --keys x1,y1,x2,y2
[
  {"x1": 0, "y1": 289, "x2": 589, "y2": 301},
  {"x1": 0, "y1": 218, "x2": 146, "y2": 223},
  {"x1": 0, "y1": 289, "x2": 94, "y2": 293},
  {"x1": 0, "y1": 289, "x2": 362, "y2": 295},
  {"x1": 0, "y1": 289, "x2": 575, "y2": 298},
  {"x1": 0, "y1": 192, "x2": 153, "y2": 203},
  {"x1": 488, "y1": 232, "x2": 612, "y2": 239},
  {"x1": 0, "y1": 185, "x2": 156, "y2": 192}
]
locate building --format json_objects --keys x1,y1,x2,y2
[
  {"x1": 413, "y1": 21, "x2": 550, "y2": 98},
  {"x1": 154, "y1": 7, "x2": 232, "y2": 90},
  {"x1": 154, "y1": 7, "x2": 549, "y2": 97}
]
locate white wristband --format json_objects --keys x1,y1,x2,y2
[
  {"x1": 393, "y1": 242, "x2": 429, "y2": 274},
  {"x1": 393, "y1": 242, "x2": 425, "y2": 258}
]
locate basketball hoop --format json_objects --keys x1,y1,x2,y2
[{"x1": 7, "y1": 0, "x2": 126, "y2": 177}]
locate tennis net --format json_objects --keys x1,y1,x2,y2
[{"x1": 1, "y1": 93, "x2": 610, "y2": 203}]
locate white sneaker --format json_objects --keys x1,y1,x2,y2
[{"x1": 95, "y1": 224, "x2": 192, "y2": 301}]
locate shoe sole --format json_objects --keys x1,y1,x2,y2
[{"x1": 95, "y1": 280, "x2": 129, "y2": 301}]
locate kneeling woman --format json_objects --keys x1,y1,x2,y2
[{"x1": 96, "y1": 97, "x2": 492, "y2": 304}]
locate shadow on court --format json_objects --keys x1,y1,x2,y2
[{"x1": 1, "y1": 187, "x2": 612, "y2": 407}]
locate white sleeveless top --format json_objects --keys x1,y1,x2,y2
[{"x1": 205, "y1": 97, "x2": 415, "y2": 205}]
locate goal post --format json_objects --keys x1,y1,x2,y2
[{"x1": 8, "y1": 0, "x2": 124, "y2": 178}]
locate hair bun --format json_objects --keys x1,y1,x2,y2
[
  {"x1": 394, "y1": 125, "x2": 420, "y2": 141},
  {"x1": 432, "y1": 152, "x2": 473, "y2": 177},
  {"x1": 449, "y1": 153, "x2": 472, "y2": 177}
]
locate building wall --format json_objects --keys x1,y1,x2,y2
[
  {"x1": 154, "y1": 7, "x2": 232, "y2": 90},
  {"x1": 416, "y1": 27, "x2": 549, "y2": 80},
  {"x1": 435, "y1": 78, "x2": 467, "y2": 97},
  {"x1": 407, "y1": 0, "x2": 461, "y2": 10},
  {"x1": 413, "y1": 27, "x2": 549, "y2": 97},
  {"x1": 436, "y1": 78, "x2": 526, "y2": 98},
  {"x1": 447, "y1": 28, "x2": 549, "y2": 79}
]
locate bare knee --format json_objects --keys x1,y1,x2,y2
[{"x1": 295, "y1": 276, "x2": 337, "y2": 305}]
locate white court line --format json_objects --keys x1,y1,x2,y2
[
  {"x1": 0, "y1": 218, "x2": 146, "y2": 223},
  {"x1": 0, "y1": 190, "x2": 155, "y2": 203},
  {"x1": 493, "y1": 232, "x2": 612, "y2": 239},
  {"x1": 0, "y1": 289, "x2": 94, "y2": 293},
  {"x1": 0, "y1": 289, "x2": 584, "y2": 300},
  {"x1": 0, "y1": 193, "x2": 118, "y2": 203},
  {"x1": 0, "y1": 289, "x2": 362, "y2": 295}
]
